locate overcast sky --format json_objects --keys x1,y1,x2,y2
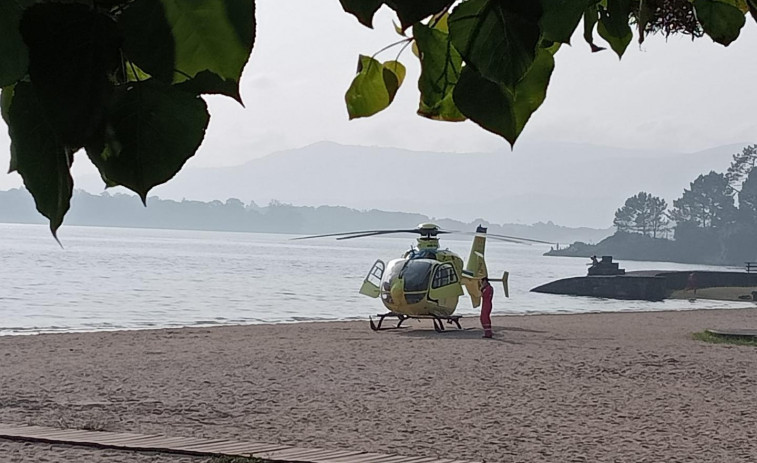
[{"x1": 2, "y1": 0, "x2": 757, "y2": 190}]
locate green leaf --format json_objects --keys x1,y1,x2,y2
[
  {"x1": 694, "y1": 0, "x2": 746, "y2": 46},
  {"x1": 2, "y1": 85, "x2": 17, "y2": 173},
  {"x1": 6, "y1": 82, "x2": 72, "y2": 236},
  {"x1": 583, "y1": 3, "x2": 606, "y2": 52},
  {"x1": 345, "y1": 55, "x2": 391, "y2": 119},
  {"x1": 414, "y1": 23, "x2": 465, "y2": 122},
  {"x1": 1, "y1": 85, "x2": 12, "y2": 126},
  {"x1": 161, "y1": 0, "x2": 255, "y2": 102},
  {"x1": 86, "y1": 80, "x2": 210, "y2": 203},
  {"x1": 19, "y1": 3, "x2": 121, "y2": 147},
  {"x1": 0, "y1": 2, "x2": 29, "y2": 87},
  {"x1": 636, "y1": 0, "x2": 653, "y2": 44},
  {"x1": 382, "y1": 60, "x2": 406, "y2": 101},
  {"x1": 339, "y1": 0, "x2": 384, "y2": 27},
  {"x1": 597, "y1": 0, "x2": 633, "y2": 58},
  {"x1": 120, "y1": 0, "x2": 175, "y2": 83},
  {"x1": 124, "y1": 62, "x2": 153, "y2": 83},
  {"x1": 453, "y1": 47, "x2": 557, "y2": 146},
  {"x1": 385, "y1": 0, "x2": 455, "y2": 30},
  {"x1": 449, "y1": 0, "x2": 543, "y2": 87},
  {"x1": 176, "y1": 70, "x2": 242, "y2": 103},
  {"x1": 748, "y1": 0, "x2": 757, "y2": 22},
  {"x1": 540, "y1": 0, "x2": 590, "y2": 44}
]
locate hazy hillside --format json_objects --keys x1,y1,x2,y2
[
  {"x1": 0, "y1": 189, "x2": 612, "y2": 245},
  {"x1": 74, "y1": 141, "x2": 747, "y2": 228}
]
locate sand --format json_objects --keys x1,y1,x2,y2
[{"x1": 1, "y1": 308, "x2": 757, "y2": 463}]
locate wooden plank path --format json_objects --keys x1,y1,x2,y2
[{"x1": 0, "y1": 423, "x2": 478, "y2": 463}]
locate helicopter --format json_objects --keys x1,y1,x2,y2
[{"x1": 294, "y1": 223, "x2": 553, "y2": 332}]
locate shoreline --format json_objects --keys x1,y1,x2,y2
[
  {"x1": 2, "y1": 308, "x2": 757, "y2": 462},
  {"x1": 2, "y1": 302, "x2": 756, "y2": 337}
]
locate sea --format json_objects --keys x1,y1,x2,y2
[{"x1": 1, "y1": 223, "x2": 753, "y2": 336}]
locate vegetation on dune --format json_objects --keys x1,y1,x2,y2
[
  {"x1": 2, "y1": 0, "x2": 756, "y2": 233},
  {"x1": 693, "y1": 331, "x2": 757, "y2": 347}
]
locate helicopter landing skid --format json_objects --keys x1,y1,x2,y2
[{"x1": 369, "y1": 312, "x2": 463, "y2": 333}]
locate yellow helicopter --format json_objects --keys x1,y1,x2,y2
[{"x1": 295, "y1": 223, "x2": 551, "y2": 332}]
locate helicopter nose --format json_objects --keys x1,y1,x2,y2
[{"x1": 390, "y1": 278, "x2": 406, "y2": 306}]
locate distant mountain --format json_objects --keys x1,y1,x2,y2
[{"x1": 74, "y1": 141, "x2": 748, "y2": 229}]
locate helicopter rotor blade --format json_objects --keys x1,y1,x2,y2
[
  {"x1": 453, "y1": 231, "x2": 555, "y2": 245},
  {"x1": 292, "y1": 228, "x2": 433, "y2": 240},
  {"x1": 336, "y1": 229, "x2": 455, "y2": 240},
  {"x1": 333, "y1": 230, "x2": 416, "y2": 240},
  {"x1": 484, "y1": 232, "x2": 556, "y2": 245},
  {"x1": 484, "y1": 235, "x2": 531, "y2": 244}
]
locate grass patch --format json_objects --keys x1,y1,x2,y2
[{"x1": 693, "y1": 331, "x2": 757, "y2": 347}]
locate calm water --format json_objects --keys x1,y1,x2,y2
[{"x1": 0, "y1": 223, "x2": 753, "y2": 335}]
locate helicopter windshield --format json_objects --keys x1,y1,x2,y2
[
  {"x1": 401, "y1": 260, "x2": 434, "y2": 292},
  {"x1": 383, "y1": 259, "x2": 404, "y2": 290}
]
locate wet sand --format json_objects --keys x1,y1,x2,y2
[{"x1": 1, "y1": 308, "x2": 756, "y2": 463}]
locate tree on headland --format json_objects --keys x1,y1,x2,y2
[
  {"x1": 669, "y1": 172, "x2": 737, "y2": 231},
  {"x1": 738, "y1": 169, "x2": 757, "y2": 224},
  {"x1": 550, "y1": 149, "x2": 757, "y2": 265},
  {"x1": 726, "y1": 144, "x2": 757, "y2": 192},
  {"x1": 613, "y1": 192, "x2": 669, "y2": 238},
  {"x1": 2, "y1": 0, "x2": 757, "y2": 234}
]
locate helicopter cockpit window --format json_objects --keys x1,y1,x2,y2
[
  {"x1": 432, "y1": 263, "x2": 458, "y2": 289},
  {"x1": 402, "y1": 260, "x2": 433, "y2": 292},
  {"x1": 382, "y1": 260, "x2": 405, "y2": 291}
]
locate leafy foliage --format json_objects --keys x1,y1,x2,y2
[
  {"x1": 7, "y1": 82, "x2": 73, "y2": 237},
  {"x1": 0, "y1": 2, "x2": 29, "y2": 87},
  {"x1": 414, "y1": 21, "x2": 465, "y2": 121},
  {"x1": 345, "y1": 55, "x2": 406, "y2": 118},
  {"x1": 453, "y1": 47, "x2": 557, "y2": 146},
  {"x1": 597, "y1": 0, "x2": 633, "y2": 58},
  {"x1": 4, "y1": 0, "x2": 757, "y2": 231},
  {"x1": 1, "y1": 0, "x2": 255, "y2": 233},
  {"x1": 86, "y1": 80, "x2": 210, "y2": 203},
  {"x1": 692, "y1": 0, "x2": 746, "y2": 46},
  {"x1": 632, "y1": 0, "x2": 704, "y2": 41},
  {"x1": 449, "y1": 0, "x2": 543, "y2": 88},
  {"x1": 342, "y1": 0, "x2": 754, "y2": 145}
]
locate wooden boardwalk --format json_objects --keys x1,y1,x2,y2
[{"x1": 0, "y1": 423, "x2": 477, "y2": 463}]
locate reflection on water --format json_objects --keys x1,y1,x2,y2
[{"x1": 0, "y1": 223, "x2": 753, "y2": 335}]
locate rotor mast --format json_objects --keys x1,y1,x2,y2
[{"x1": 416, "y1": 223, "x2": 441, "y2": 250}]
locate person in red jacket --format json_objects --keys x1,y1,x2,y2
[{"x1": 480, "y1": 277, "x2": 494, "y2": 338}]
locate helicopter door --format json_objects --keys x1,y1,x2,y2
[
  {"x1": 428, "y1": 263, "x2": 464, "y2": 306},
  {"x1": 359, "y1": 260, "x2": 385, "y2": 298}
]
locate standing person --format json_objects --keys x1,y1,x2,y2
[
  {"x1": 686, "y1": 272, "x2": 698, "y2": 294},
  {"x1": 480, "y1": 277, "x2": 494, "y2": 338}
]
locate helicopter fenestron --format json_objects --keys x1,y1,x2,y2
[{"x1": 294, "y1": 223, "x2": 553, "y2": 332}]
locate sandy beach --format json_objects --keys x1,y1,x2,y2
[{"x1": 1, "y1": 308, "x2": 756, "y2": 463}]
